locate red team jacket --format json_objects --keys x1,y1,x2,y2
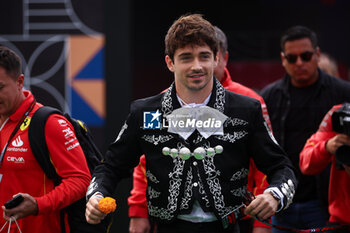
[
  {"x1": 300, "y1": 104, "x2": 350, "y2": 225},
  {"x1": 0, "y1": 91, "x2": 91, "y2": 233},
  {"x1": 128, "y1": 68, "x2": 270, "y2": 228}
]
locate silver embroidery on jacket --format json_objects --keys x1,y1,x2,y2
[
  {"x1": 148, "y1": 186, "x2": 161, "y2": 199},
  {"x1": 231, "y1": 185, "x2": 247, "y2": 197},
  {"x1": 148, "y1": 142, "x2": 186, "y2": 219},
  {"x1": 142, "y1": 134, "x2": 174, "y2": 145},
  {"x1": 161, "y1": 84, "x2": 173, "y2": 115},
  {"x1": 203, "y1": 155, "x2": 234, "y2": 217},
  {"x1": 180, "y1": 167, "x2": 193, "y2": 210},
  {"x1": 146, "y1": 170, "x2": 160, "y2": 184},
  {"x1": 114, "y1": 122, "x2": 128, "y2": 142},
  {"x1": 168, "y1": 157, "x2": 185, "y2": 210},
  {"x1": 198, "y1": 174, "x2": 211, "y2": 208},
  {"x1": 193, "y1": 134, "x2": 204, "y2": 144},
  {"x1": 214, "y1": 79, "x2": 225, "y2": 113},
  {"x1": 148, "y1": 201, "x2": 173, "y2": 220},
  {"x1": 224, "y1": 117, "x2": 248, "y2": 127},
  {"x1": 230, "y1": 168, "x2": 249, "y2": 181},
  {"x1": 215, "y1": 131, "x2": 248, "y2": 143}
]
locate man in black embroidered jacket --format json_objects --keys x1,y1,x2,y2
[{"x1": 85, "y1": 14, "x2": 297, "y2": 233}]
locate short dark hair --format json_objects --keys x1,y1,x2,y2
[
  {"x1": 214, "y1": 26, "x2": 228, "y2": 53},
  {"x1": 280, "y1": 26, "x2": 318, "y2": 51},
  {"x1": 0, "y1": 46, "x2": 22, "y2": 79},
  {"x1": 165, "y1": 14, "x2": 218, "y2": 61}
]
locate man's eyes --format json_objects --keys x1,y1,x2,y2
[
  {"x1": 181, "y1": 56, "x2": 192, "y2": 60},
  {"x1": 180, "y1": 55, "x2": 210, "y2": 60}
]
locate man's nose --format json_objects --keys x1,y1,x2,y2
[{"x1": 191, "y1": 58, "x2": 202, "y2": 70}]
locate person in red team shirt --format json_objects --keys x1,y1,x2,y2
[
  {"x1": 0, "y1": 46, "x2": 91, "y2": 233},
  {"x1": 128, "y1": 26, "x2": 272, "y2": 233},
  {"x1": 300, "y1": 104, "x2": 350, "y2": 231}
]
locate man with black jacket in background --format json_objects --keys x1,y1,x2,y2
[{"x1": 261, "y1": 25, "x2": 350, "y2": 232}]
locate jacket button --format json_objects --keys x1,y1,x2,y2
[
  {"x1": 193, "y1": 161, "x2": 198, "y2": 166},
  {"x1": 193, "y1": 182, "x2": 198, "y2": 187}
]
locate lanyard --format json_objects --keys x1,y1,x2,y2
[{"x1": 0, "y1": 99, "x2": 36, "y2": 167}]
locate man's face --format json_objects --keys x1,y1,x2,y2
[
  {"x1": 281, "y1": 38, "x2": 320, "y2": 87},
  {"x1": 0, "y1": 66, "x2": 24, "y2": 117},
  {"x1": 166, "y1": 44, "x2": 217, "y2": 95}
]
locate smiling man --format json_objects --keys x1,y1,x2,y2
[
  {"x1": 261, "y1": 26, "x2": 350, "y2": 232},
  {"x1": 85, "y1": 14, "x2": 297, "y2": 233}
]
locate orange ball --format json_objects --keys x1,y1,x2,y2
[{"x1": 98, "y1": 197, "x2": 117, "y2": 214}]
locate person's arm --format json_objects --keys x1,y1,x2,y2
[
  {"x1": 299, "y1": 106, "x2": 339, "y2": 175},
  {"x1": 36, "y1": 114, "x2": 91, "y2": 214},
  {"x1": 86, "y1": 102, "x2": 143, "y2": 224},
  {"x1": 249, "y1": 96, "x2": 272, "y2": 230},
  {"x1": 128, "y1": 155, "x2": 148, "y2": 218},
  {"x1": 247, "y1": 100, "x2": 297, "y2": 217},
  {"x1": 128, "y1": 155, "x2": 151, "y2": 233}
]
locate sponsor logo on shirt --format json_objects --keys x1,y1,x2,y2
[
  {"x1": 7, "y1": 156, "x2": 25, "y2": 163},
  {"x1": 62, "y1": 127, "x2": 74, "y2": 139},
  {"x1": 7, "y1": 136, "x2": 28, "y2": 152},
  {"x1": 20, "y1": 117, "x2": 31, "y2": 131},
  {"x1": 67, "y1": 142, "x2": 79, "y2": 151},
  {"x1": 12, "y1": 136, "x2": 23, "y2": 147},
  {"x1": 56, "y1": 119, "x2": 80, "y2": 151},
  {"x1": 58, "y1": 119, "x2": 68, "y2": 127}
]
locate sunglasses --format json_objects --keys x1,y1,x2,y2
[{"x1": 282, "y1": 51, "x2": 315, "y2": 64}]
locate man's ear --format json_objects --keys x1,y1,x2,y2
[
  {"x1": 280, "y1": 52, "x2": 287, "y2": 68},
  {"x1": 16, "y1": 74, "x2": 24, "y2": 90},
  {"x1": 165, "y1": 55, "x2": 175, "y2": 72}
]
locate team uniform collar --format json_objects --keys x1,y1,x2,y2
[{"x1": 219, "y1": 67, "x2": 232, "y2": 88}]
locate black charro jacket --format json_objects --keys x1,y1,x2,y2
[
  {"x1": 261, "y1": 69, "x2": 350, "y2": 203},
  {"x1": 89, "y1": 78, "x2": 297, "y2": 223}
]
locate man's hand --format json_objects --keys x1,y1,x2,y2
[
  {"x1": 326, "y1": 134, "x2": 350, "y2": 155},
  {"x1": 85, "y1": 196, "x2": 106, "y2": 224},
  {"x1": 129, "y1": 217, "x2": 151, "y2": 233},
  {"x1": 244, "y1": 193, "x2": 278, "y2": 221},
  {"x1": 2, "y1": 193, "x2": 38, "y2": 221}
]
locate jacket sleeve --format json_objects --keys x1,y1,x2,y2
[
  {"x1": 128, "y1": 155, "x2": 148, "y2": 218},
  {"x1": 35, "y1": 114, "x2": 91, "y2": 214},
  {"x1": 87, "y1": 102, "x2": 143, "y2": 199},
  {"x1": 245, "y1": 91, "x2": 271, "y2": 227},
  {"x1": 248, "y1": 101, "x2": 297, "y2": 211},
  {"x1": 299, "y1": 105, "x2": 339, "y2": 175}
]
